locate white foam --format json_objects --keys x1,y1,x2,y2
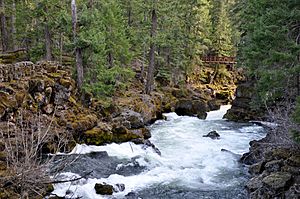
[
  {"x1": 206, "y1": 105, "x2": 232, "y2": 120},
  {"x1": 52, "y1": 106, "x2": 266, "y2": 198}
]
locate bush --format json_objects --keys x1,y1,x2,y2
[{"x1": 0, "y1": 109, "x2": 71, "y2": 198}]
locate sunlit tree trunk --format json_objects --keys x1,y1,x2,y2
[
  {"x1": 0, "y1": 0, "x2": 8, "y2": 52},
  {"x1": 145, "y1": 3, "x2": 157, "y2": 95},
  {"x1": 72, "y1": 0, "x2": 84, "y2": 89},
  {"x1": 11, "y1": 0, "x2": 17, "y2": 50}
]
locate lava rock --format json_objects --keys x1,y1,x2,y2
[
  {"x1": 264, "y1": 160, "x2": 283, "y2": 173},
  {"x1": 248, "y1": 162, "x2": 264, "y2": 175},
  {"x1": 203, "y1": 131, "x2": 220, "y2": 140},
  {"x1": 120, "y1": 109, "x2": 144, "y2": 129},
  {"x1": 262, "y1": 172, "x2": 292, "y2": 190},
  {"x1": 94, "y1": 183, "x2": 114, "y2": 195},
  {"x1": 285, "y1": 155, "x2": 300, "y2": 167},
  {"x1": 175, "y1": 99, "x2": 209, "y2": 117},
  {"x1": 208, "y1": 99, "x2": 221, "y2": 111},
  {"x1": 285, "y1": 184, "x2": 300, "y2": 199},
  {"x1": 246, "y1": 175, "x2": 264, "y2": 192}
]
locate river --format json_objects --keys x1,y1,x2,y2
[{"x1": 51, "y1": 105, "x2": 266, "y2": 199}]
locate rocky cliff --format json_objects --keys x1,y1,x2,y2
[{"x1": 224, "y1": 79, "x2": 266, "y2": 121}]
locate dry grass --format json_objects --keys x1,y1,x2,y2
[
  {"x1": 0, "y1": 108, "x2": 73, "y2": 198},
  {"x1": 266, "y1": 100, "x2": 300, "y2": 148}
]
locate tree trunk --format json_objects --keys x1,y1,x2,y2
[
  {"x1": 44, "y1": 4, "x2": 52, "y2": 61},
  {"x1": 71, "y1": 0, "x2": 84, "y2": 89},
  {"x1": 11, "y1": 0, "x2": 17, "y2": 50},
  {"x1": 59, "y1": 32, "x2": 63, "y2": 65},
  {"x1": 108, "y1": 51, "x2": 114, "y2": 68},
  {"x1": 45, "y1": 23, "x2": 52, "y2": 61},
  {"x1": 140, "y1": 44, "x2": 146, "y2": 82},
  {"x1": 0, "y1": 0, "x2": 8, "y2": 52},
  {"x1": 145, "y1": 6, "x2": 157, "y2": 95},
  {"x1": 76, "y1": 48, "x2": 83, "y2": 87},
  {"x1": 127, "y1": 1, "x2": 132, "y2": 26}
]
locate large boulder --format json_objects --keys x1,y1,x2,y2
[
  {"x1": 69, "y1": 114, "x2": 98, "y2": 133},
  {"x1": 208, "y1": 99, "x2": 221, "y2": 111},
  {"x1": 112, "y1": 127, "x2": 145, "y2": 143},
  {"x1": 175, "y1": 99, "x2": 209, "y2": 118},
  {"x1": 224, "y1": 80, "x2": 265, "y2": 122},
  {"x1": 262, "y1": 172, "x2": 292, "y2": 191},
  {"x1": 84, "y1": 123, "x2": 113, "y2": 145},
  {"x1": 264, "y1": 160, "x2": 283, "y2": 173},
  {"x1": 113, "y1": 109, "x2": 144, "y2": 129},
  {"x1": 94, "y1": 183, "x2": 114, "y2": 195}
]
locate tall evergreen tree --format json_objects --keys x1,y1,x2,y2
[{"x1": 238, "y1": 0, "x2": 300, "y2": 105}]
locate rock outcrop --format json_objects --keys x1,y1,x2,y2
[
  {"x1": 224, "y1": 80, "x2": 265, "y2": 122},
  {"x1": 175, "y1": 99, "x2": 209, "y2": 119},
  {"x1": 241, "y1": 133, "x2": 300, "y2": 198}
]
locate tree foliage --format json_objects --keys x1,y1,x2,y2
[
  {"x1": 237, "y1": 0, "x2": 300, "y2": 105},
  {"x1": 0, "y1": 0, "x2": 238, "y2": 96}
]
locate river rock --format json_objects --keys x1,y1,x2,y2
[
  {"x1": 113, "y1": 183, "x2": 125, "y2": 192},
  {"x1": 285, "y1": 154, "x2": 300, "y2": 167},
  {"x1": 208, "y1": 99, "x2": 221, "y2": 111},
  {"x1": 203, "y1": 131, "x2": 220, "y2": 140},
  {"x1": 262, "y1": 172, "x2": 292, "y2": 190},
  {"x1": 142, "y1": 139, "x2": 161, "y2": 155},
  {"x1": 125, "y1": 192, "x2": 139, "y2": 199},
  {"x1": 84, "y1": 125, "x2": 113, "y2": 145},
  {"x1": 94, "y1": 183, "x2": 114, "y2": 195},
  {"x1": 112, "y1": 109, "x2": 144, "y2": 129},
  {"x1": 248, "y1": 161, "x2": 264, "y2": 175},
  {"x1": 240, "y1": 148, "x2": 264, "y2": 165},
  {"x1": 264, "y1": 159, "x2": 283, "y2": 172},
  {"x1": 69, "y1": 114, "x2": 98, "y2": 132},
  {"x1": 121, "y1": 109, "x2": 144, "y2": 129},
  {"x1": 175, "y1": 99, "x2": 208, "y2": 118},
  {"x1": 246, "y1": 175, "x2": 264, "y2": 192},
  {"x1": 285, "y1": 184, "x2": 300, "y2": 199},
  {"x1": 28, "y1": 78, "x2": 45, "y2": 93},
  {"x1": 223, "y1": 80, "x2": 265, "y2": 122},
  {"x1": 281, "y1": 165, "x2": 300, "y2": 175}
]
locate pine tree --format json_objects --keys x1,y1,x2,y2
[
  {"x1": 210, "y1": 0, "x2": 235, "y2": 57},
  {"x1": 238, "y1": 0, "x2": 300, "y2": 105}
]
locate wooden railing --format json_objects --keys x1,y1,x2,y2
[{"x1": 201, "y1": 56, "x2": 237, "y2": 65}]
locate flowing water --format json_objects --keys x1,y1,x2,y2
[{"x1": 51, "y1": 105, "x2": 266, "y2": 199}]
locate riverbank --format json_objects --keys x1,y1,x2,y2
[
  {"x1": 240, "y1": 127, "x2": 300, "y2": 198},
  {"x1": 50, "y1": 107, "x2": 266, "y2": 199},
  {"x1": 227, "y1": 81, "x2": 300, "y2": 198},
  {"x1": 0, "y1": 61, "x2": 242, "y2": 198}
]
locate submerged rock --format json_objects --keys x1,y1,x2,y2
[
  {"x1": 142, "y1": 139, "x2": 161, "y2": 155},
  {"x1": 113, "y1": 183, "x2": 125, "y2": 192},
  {"x1": 203, "y1": 131, "x2": 220, "y2": 140},
  {"x1": 125, "y1": 192, "x2": 139, "y2": 199},
  {"x1": 94, "y1": 183, "x2": 114, "y2": 195}
]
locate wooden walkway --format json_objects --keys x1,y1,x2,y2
[{"x1": 201, "y1": 56, "x2": 237, "y2": 65}]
